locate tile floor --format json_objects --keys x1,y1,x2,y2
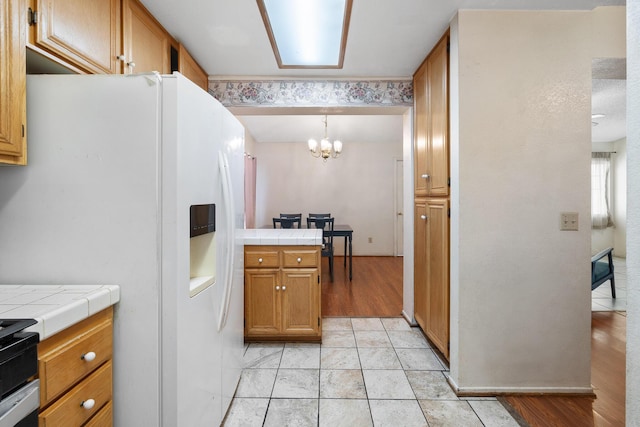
[
  {"x1": 222, "y1": 317, "x2": 520, "y2": 426},
  {"x1": 592, "y1": 256, "x2": 626, "y2": 312}
]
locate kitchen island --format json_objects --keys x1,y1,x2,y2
[{"x1": 241, "y1": 228, "x2": 323, "y2": 342}]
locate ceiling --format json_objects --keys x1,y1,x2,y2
[{"x1": 141, "y1": 0, "x2": 627, "y2": 145}]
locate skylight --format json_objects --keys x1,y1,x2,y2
[{"x1": 257, "y1": 0, "x2": 352, "y2": 69}]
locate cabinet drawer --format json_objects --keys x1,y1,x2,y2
[
  {"x1": 282, "y1": 250, "x2": 319, "y2": 268},
  {"x1": 39, "y1": 360, "x2": 112, "y2": 427},
  {"x1": 245, "y1": 250, "x2": 279, "y2": 268},
  {"x1": 39, "y1": 309, "x2": 113, "y2": 406},
  {"x1": 84, "y1": 399, "x2": 112, "y2": 427}
]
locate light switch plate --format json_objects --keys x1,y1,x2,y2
[{"x1": 560, "y1": 212, "x2": 579, "y2": 231}]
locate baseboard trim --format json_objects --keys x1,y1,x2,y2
[
  {"x1": 446, "y1": 376, "x2": 595, "y2": 397},
  {"x1": 401, "y1": 310, "x2": 417, "y2": 326}
]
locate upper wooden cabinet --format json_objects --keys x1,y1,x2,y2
[
  {"x1": 28, "y1": 0, "x2": 121, "y2": 74},
  {"x1": 179, "y1": 44, "x2": 208, "y2": 91},
  {"x1": 413, "y1": 32, "x2": 449, "y2": 197},
  {"x1": 122, "y1": 0, "x2": 174, "y2": 74},
  {"x1": 0, "y1": 0, "x2": 27, "y2": 165}
]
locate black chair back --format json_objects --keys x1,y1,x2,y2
[
  {"x1": 273, "y1": 217, "x2": 301, "y2": 229},
  {"x1": 308, "y1": 213, "x2": 331, "y2": 219},
  {"x1": 307, "y1": 216, "x2": 335, "y2": 281},
  {"x1": 280, "y1": 213, "x2": 302, "y2": 220}
]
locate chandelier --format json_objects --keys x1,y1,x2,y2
[{"x1": 308, "y1": 115, "x2": 343, "y2": 161}]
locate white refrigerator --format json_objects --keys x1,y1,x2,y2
[{"x1": 0, "y1": 73, "x2": 245, "y2": 426}]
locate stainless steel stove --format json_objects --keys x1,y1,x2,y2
[{"x1": 0, "y1": 319, "x2": 40, "y2": 427}]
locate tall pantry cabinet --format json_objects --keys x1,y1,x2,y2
[{"x1": 413, "y1": 31, "x2": 450, "y2": 360}]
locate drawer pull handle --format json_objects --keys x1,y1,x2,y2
[
  {"x1": 81, "y1": 399, "x2": 95, "y2": 410},
  {"x1": 275, "y1": 286, "x2": 280, "y2": 290},
  {"x1": 282, "y1": 286, "x2": 286, "y2": 291},
  {"x1": 81, "y1": 351, "x2": 96, "y2": 362},
  {"x1": 258, "y1": 258, "x2": 263, "y2": 263},
  {"x1": 297, "y1": 257, "x2": 302, "y2": 263}
]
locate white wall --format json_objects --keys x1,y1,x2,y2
[
  {"x1": 402, "y1": 109, "x2": 416, "y2": 323},
  {"x1": 449, "y1": 8, "x2": 624, "y2": 394},
  {"x1": 613, "y1": 137, "x2": 627, "y2": 256},
  {"x1": 252, "y1": 136, "x2": 403, "y2": 256},
  {"x1": 626, "y1": 0, "x2": 639, "y2": 422}
]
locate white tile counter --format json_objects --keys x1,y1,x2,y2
[
  {"x1": 0, "y1": 284, "x2": 120, "y2": 339},
  {"x1": 240, "y1": 228, "x2": 323, "y2": 246}
]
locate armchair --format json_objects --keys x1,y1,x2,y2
[{"x1": 591, "y1": 247, "x2": 616, "y2": 298}]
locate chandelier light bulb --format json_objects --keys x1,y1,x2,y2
[{"x1": 307, "y1": 115, "x2": 343, "y2": 161}]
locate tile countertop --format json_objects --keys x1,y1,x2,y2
[
  {"x1": 0, "y1": 284, "x2": 120, "y2": 340},
  {"x1": 241, "y1": 228, "x2": 323, "y2": 246}
]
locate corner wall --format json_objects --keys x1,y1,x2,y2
[
  {"x1": 449, "y1": 8, "x2": 624, "y2": 393},
  {"x1": 626, "y1": 1, "x2": 639, "y2": 422}
]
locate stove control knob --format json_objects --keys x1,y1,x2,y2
[
  {"x1": 81, "y1": 399, "x2": 95, "y2": 410},
  {"x1": 82, "y1": 351, "x2": 96, "y2": 362}
]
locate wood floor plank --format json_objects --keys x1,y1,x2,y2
[{"x1": 321, "y1": 256, "x2": 403, "y2": 317}]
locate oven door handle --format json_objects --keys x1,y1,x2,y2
[{"x1": 0, "y1": 379, "x2": 39, "y2": 427}]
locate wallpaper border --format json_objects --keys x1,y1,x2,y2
[{"x1": 208, "y1": 80, "x2": 413, "y2": 108}]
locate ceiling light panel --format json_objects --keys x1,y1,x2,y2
[{"x1": 258, "y1": 0, "x2": 352, "y2": 69}]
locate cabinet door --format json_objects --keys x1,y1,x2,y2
[
  {"x1": 281, "y1": 269, "x2": 319, "y2": 336},
  {"x1": 427, "y1": 34, "x2": 449, "y2": 197},
  {"x1": 245, "y1": 269, "x2": 280, "y2": 336},
  {"x1": 179, "y1": 44, "x2": 208, "y2": 91},
  {"x1": 413, "y1": 62, "x2": 428, "y2": 196},
  {"x1": 0, "y1": 0, "x2": 27, "y2": 165},
  {"x1": 31, "y1": 0, "x2": 120, "y2": 74},
  {"x1": 122, "y1": 0, "x2": 171, "y2": 74},
  {"x1": 413, "y1": 200, "x2": 428, "y2": 331},
  {"x1": 425, "y1": 198, "x2": 449, "y2": 359}
]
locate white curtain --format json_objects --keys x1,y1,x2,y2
[
  {"x1": 591, "y1": 152, "x2": 614, "y2": 229},
  {"x1": 244, "y1": 154, "x2": 257, "y2": 229}
]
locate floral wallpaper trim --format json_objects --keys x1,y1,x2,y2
[{"x1": 208, "y1": 80, "x2": 413, "y2": 108}]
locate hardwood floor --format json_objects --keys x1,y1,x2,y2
[
  {"x1": 502, "y1": 311, "x2": 626, "y2": 426},
  {"x1": 321, "y1": 256, "x2": 403, "y2": 317},
  {"x1": 321, "y1": 257, "x2": 626, "y2": 426}
]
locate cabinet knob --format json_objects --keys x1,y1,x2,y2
[
  {"x1": 127, "y1": 62, "x2": 136, "y2": 69},
  {"x1": 421, "y1": 174, "x2": 430, "y2": 179},
  {"x1": 421, "y1": 215, "x2": 427, "y2": 220},
  {"x1": 258, "y1": 258, "x2": 263, "y2": 263},
  {"x1": 81, "y1": 351, "x2": 96, "y2": 362},
  {"x1": 117, "y1": 54, "x2": 125, "y2": 61},
  {"x1": 297, "y1": 257, "x2": 302, "y2": 263},
  {"x1": 81, "y1": 399, "x2": 95, "y2": 410},
  {"x1": 282, "y1": 286, "x2": 286, "y2": 291},
  {"x1": 275, "y1": 286, "x2": 280, "y2": 290}
]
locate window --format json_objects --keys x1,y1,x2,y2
[{"x1": 591, "y1": 152, "x2": 614, "y2": 229}]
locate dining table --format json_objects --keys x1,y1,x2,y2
[{"x1": 332, "y1": 224, "x2": 353, "y2": 281}]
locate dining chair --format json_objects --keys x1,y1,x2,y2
[
  {"x1": 307, "y1": 216, "x2": 335, "y2": 281},
  {"x1": 273, "y1": 217, "x2": 301, "y2": 229}
]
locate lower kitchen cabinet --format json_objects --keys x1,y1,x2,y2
[
  {"x1": 38, "y1": 307, "x2": 113, "y2": 426},
  {"x1": 414, "y1": 198, "x2": 450, "y2": 360},
  {"x1": 245, "y1": 245, "x2": 322, "y2": 341}
]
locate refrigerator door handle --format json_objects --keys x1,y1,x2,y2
[{"x1": 217, "y1": 152, "x2": 235, "y2": 331}]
